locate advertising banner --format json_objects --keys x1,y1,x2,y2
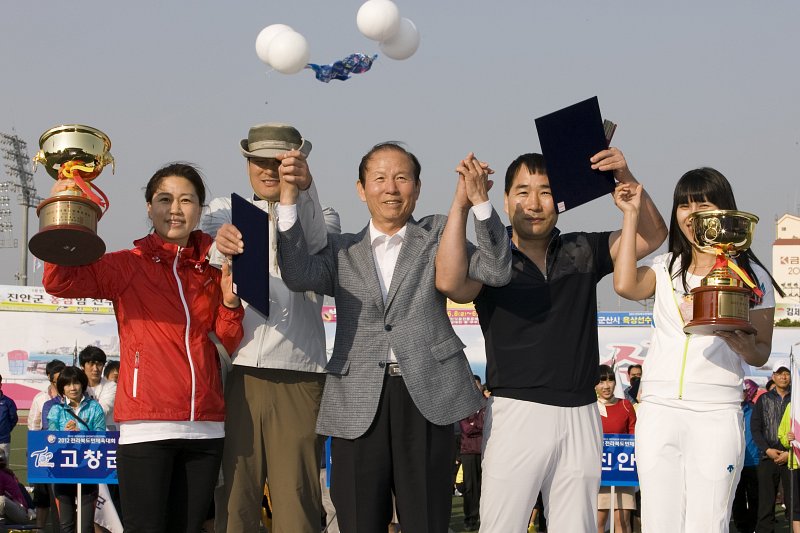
[
  {"x1": 27, "y1": 430, "x2": 119, "y2": 484},
  {"x1": 600, "y1": 433, "x2": 638, "y2": 487}
]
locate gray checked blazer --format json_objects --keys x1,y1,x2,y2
[{"x1": 278, "y1": 209, "x2": 511, "y2": 439}]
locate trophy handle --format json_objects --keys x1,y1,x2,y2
[
  {"x1": 100, "y1": 153, "x2": 115, "y2": 174},
  {"x1": 32, "y1": 150, "x2": 47, "y2": 174}
]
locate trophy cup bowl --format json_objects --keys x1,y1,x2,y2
[
  {"x1": 28, "y1": 125, "x2": 114, "y2": 266},
  {"x1": 689, "y1": 210, "x2": 758, "y2": 257},
  {"x1": 683, "y1": 210, "x2": 759, "y2": 335}
]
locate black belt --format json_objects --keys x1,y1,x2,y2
[{"x1": 386, "y1": 362, "x2": 402, "y2": 377}]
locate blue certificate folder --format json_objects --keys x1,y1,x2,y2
[
  {"x1": 231, "y1": 193, "x2": 269, "y2": 317},
  {"x1": 534, "y1": 96, "x2": 615, "y2": 213}
]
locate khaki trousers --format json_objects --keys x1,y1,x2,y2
[{"x1": 220, "y1": 366, "x2": 324, "y2": 533}]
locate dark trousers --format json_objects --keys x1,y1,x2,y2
[
  {"x1": 461, "y1": 453, "x2": 482, "y2": 527},
  {"x1": 756, "y1": 458, "x2": 791, "y2": 533},
  {"x1": 330, "y1": 374, "x2": 454, "y2": 533},
  {"x1": 733, "y1": 465, "x2": 759, "y2": 533},
  {"x1": 52, "y1": 483, "x2": 97, "y2": 533},
  {"x1": 116, "y1": 437, "x2": 223, "y2": 533},
  {"x1": 791, "y1": 469, "x2": 800, "y2": 522}
]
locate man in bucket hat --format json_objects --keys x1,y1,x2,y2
[{"x1": 201, "y1": 123, "x2": 329, "y2": 533}]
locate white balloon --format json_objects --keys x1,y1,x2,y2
[
  {"x1": 379, "y1": 18, "x2": 420, "y2": 60},
  {"x1": 356, "y1": 0, "x2": 401, "y2": 42},
  {"x1": 255, "y1": 24, "x2": 294, "y2": 65},
  {"x1": 266, "y1": 31, "x2": 310, "y2": 74}
]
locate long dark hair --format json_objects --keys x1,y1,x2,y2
[{"x1": 667, "y1": 167, "x2": 783, "y2": 304}]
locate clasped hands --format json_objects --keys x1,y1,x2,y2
[{"x1": 453, "y1": 152, "x2": 493, "y2": 210}]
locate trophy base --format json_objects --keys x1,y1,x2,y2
[
  {"x1": 31, "y1": 196, "x2": 105, "y2": 266},
  {"x1": 683, "y1": 284, "x2": 755, "y2": 336},
  {"x1": 683, "y1": 320, "x2": 757, "y2": 336},
  {"x1": 29, "y1": 224, "x2": 106, "y2": 266}
]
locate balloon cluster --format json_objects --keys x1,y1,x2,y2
[
  {"x1": 356, "y1": 0, "x2": 420, "y2": 60},
  {"x1": 254, "y1": 0, "x2": 419, "y2": 77},
  {"x1": 255, "y1": 24, "x2": 309, "y2": 74}
]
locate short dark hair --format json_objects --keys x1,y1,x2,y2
[
  {"x1": 358, "y1": 142, "x2": 421, "y2": 185},
  {"x1": 145, "y1": 162, "x2": 207, "y2": 206},
  {"x1": 103, "y1": 361, "x2": 120, "y2": 379},
  {"x1": 46, "y1": 359, "x2": 67, "y2": 381},
  {"x1": 79, "y1": 345, "x2": 107, "y2": 367},
  {"x1": 504, "y1": 153, "x2": 547, "y2": 194},
  {"x1": 598, "y1": 365, "x2": 616, "y2": 383},
  {"x1": 56, "y1": 366, "x2": 89, "y2": 397},
  {"x1": 627, "y1": 364, "x2": 642, "y2": 375}
]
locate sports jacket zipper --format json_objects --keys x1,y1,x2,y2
[{"x1": 173, "y1": 248, "x2": 197, "y2": 421}]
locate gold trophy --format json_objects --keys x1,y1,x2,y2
[
  {"x1": 684, "y1": 210, "x2": 761, "y2": 335},
  {"x1": 29, "y1": 124, "x2": 113, "y2": 266}
]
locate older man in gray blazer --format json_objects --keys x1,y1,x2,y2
[{"x1": 272, "y1": 142, "x2": 510, "y2": 532}]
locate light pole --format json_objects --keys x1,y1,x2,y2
[{"x1": 0, "y1": 131, "x2": 42, "y2": 286}]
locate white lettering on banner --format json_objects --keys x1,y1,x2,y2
[
  {"x1": 106, "y1": 450, "x2": 117, "y2": 469},
  {"x1": 61, "y1": 450, "x2": 79, "y2": 468},
  {"x1": 601, "y1": 452, "x2": 613, "y2": 471},
  {"x1": 84, "y1": 450, "x2": 103, "y2": 469},
  {"x1": 618, "y1": 452, "x2": 636, "y2": 471}
]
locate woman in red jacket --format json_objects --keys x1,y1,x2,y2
[
  {"x1": 596, "y1": 364, "x2": 637, "y2": 533},
  {"x1": 43, "y1": 163, "x2": 244, "y2": 533}
]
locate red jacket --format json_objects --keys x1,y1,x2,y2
[{"x1": 43, "y1": 231, "x2": 244, "y2": 424}]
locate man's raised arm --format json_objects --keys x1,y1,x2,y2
[{"x1": 436, "y1": 153, "x2": 511, "y2": 304}]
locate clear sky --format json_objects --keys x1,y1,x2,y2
[{"x1": 1, "y1": 1, "x2": 798, "y2": 310}]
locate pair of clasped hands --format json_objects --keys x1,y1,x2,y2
[{"x1": 452, "y1": 152, "x2": 493, "y2": 210}]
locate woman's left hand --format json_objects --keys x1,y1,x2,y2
[
  {"x1": 220, "y1": 261, "x2": 240, "y2": 309},
  {"x1": 715, "y1": 329, "x2": 758, "y2": 358}
]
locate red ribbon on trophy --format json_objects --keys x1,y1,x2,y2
[{"x1": 713, "y1": 254, "x2": 764, "y2": 299}]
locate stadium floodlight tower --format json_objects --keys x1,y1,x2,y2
[{"x1": 0, "y1": 130, "x2": 43, "y2": 286}]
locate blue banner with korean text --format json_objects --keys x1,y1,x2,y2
[
  {"x1": 27, "y1": 431, "x2": 119, "y2": 484},
  {"x1": 597, "y1": 312, "x2": 653, "y2": 327},
  {"x1": 600, "y1": 433, "x2": 638, "y2": 487}
]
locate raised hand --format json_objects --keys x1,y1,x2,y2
[
  {"x1": 454, "y1": 152, "x2": 494, "y2": 209},
  {"x1": 276, "y1": 149, "x2": 312, "y2": 205},
  {"x1": 591, "y1": 147, "x2": 635, "y2": 184},
  {"x1": 613, "y1": 182, "x2": 642, "y2": 215}
]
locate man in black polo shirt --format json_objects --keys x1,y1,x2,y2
[{"x1": 436, "y1": 149, "x2": 666, "y2": 532}]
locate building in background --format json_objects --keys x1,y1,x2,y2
[{"x1": 773, "y1": 214, "x2": 800, "y2": 321}]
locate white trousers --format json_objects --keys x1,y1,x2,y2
[
  {"x1": 479, "y1": 397, "x2": 602, "y2": 533},
  {"x1": 636, "y1": 401, "x2": 744, "y2": 533}
]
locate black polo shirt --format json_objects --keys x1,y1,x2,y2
[{"x1": 475, "y1": 228, "x2": 613, "y2": 407}]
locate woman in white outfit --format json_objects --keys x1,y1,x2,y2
[{"x1": 612, "y1": 167, "x2": 782, "y2": 533}]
